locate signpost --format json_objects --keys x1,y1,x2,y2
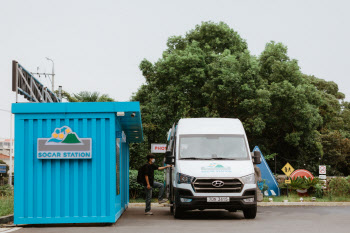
[
  {"x1": 0, "y1": 165, "x2": 6, "y2": 186},
  {"x1": 151, "y1": 143, "x2": 167, "y2": 153},
  {"x1": 319, "y1": 165, "x2": 327, "y2": 189},
  {"x1": 319, "y1": 165, "x2": 326, "y2": 175},
  {"x1": 282, "y1": 162, "x2": 295, "y2": 197},
  {"x1": 0, "y1": 164, "x2": 6, "y2": 173},
  {"x1": 282, "y1": 162, "x2": 295, "y2": 177}
]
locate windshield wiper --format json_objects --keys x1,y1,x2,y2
[
  {"x1": 211, "y1": 158, "x2": 236, "y2": 160},
  {"x1": 181, "y1": 157, "x2": 211, "y2": 160}
]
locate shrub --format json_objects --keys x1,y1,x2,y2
[
  {"x1": 328, "y1": 177, "x2": 350, "y2": 197},
  {"x1": 278, "y1": 177, "x2": 321, "y2": 194},
  {"x1": 288, "y1": 177, "x2": 320, "y2": 190},
  {"x1": 258, "y1": 179, "x2": 269, "y2": 195},
  {"x1": 129, "y1": 170, "x2": 144, "y2": 199},
  {"x1": 290, "y1": 177, "x2": 309, "y2": 190},
  {"x1": 129, "y1": 169, "x2": 165, "y2": 199},
  {"x1": 314, "y1": 183, "x2": 323, "y2": 198},
  {"x1": 0, "y1": 185, "x2": 13, "y2": 196}
]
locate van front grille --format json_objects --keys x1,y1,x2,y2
[{"x1": 192, "y1": 178, "x2": 243, "y2": 193}]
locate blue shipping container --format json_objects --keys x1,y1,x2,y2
[{"x1": 12, "y1": 102, "x2": 143, "y2": 224}]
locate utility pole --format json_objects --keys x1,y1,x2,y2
[
  {"x1": 30, "y1": 57, "x2": 55, "y2": 93},
  {"x1": 46, "y1": 57, "x2": 55, "y2": 91}
]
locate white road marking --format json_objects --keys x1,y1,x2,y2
[{"x1": 0, "y1": 227, "x2": 22, "y2": 233}]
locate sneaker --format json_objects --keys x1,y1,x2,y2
[
  {"x1": 145, "y1": 211, "x2": 153, "y2": 215},
  {"x1": 158, "y1": 199, "x2": 168, "y2": 204}
]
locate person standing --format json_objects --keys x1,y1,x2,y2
[{"x1": 144, "y1": 154, "x2": 171, "y2": 215}]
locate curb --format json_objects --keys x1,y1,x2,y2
[
  {"x1": 129, "y1": 202, "x2": 350, "y2": 207},
  {"x1": 258, "y1": 202, "x2": 350, "y2": 207},
  {"x1": 130, "y1": 203, "x2": 164, "y2": 207},
  {"x1": 0, "y1": 215, "x2": 13, "y2": 224}
]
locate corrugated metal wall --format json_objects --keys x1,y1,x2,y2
[{"x1": 14, "y1": 113, "x2": 117, "y2": 224}]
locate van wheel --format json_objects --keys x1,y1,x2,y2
[
  {"x1": 173, "y1": 200, "x2": 184, "y2": 218},
  {"x1": 243, "y1": 205, "x2": 257, "y2": 219}
]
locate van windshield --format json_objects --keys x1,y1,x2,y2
[{"x1": 179, "y1": 135, "x2": 249, "y2": 160}]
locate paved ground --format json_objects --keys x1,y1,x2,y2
[{"x1": 12, "y1": 206, "x2": 350, "y2": 233}]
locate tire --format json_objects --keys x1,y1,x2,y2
[
  {"x1": 173, "y1": 198, "x2": 184, "y2": 219},
  {"x1": 243, "y1": 205, "x2": 257, "y2": 219}
]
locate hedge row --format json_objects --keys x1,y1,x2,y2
[{"x1": 129, "y1": 169, "x2": 165, "y2": 199}]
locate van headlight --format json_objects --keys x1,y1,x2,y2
[
  {"x1": 241, "y1": 174, "x2": 255, "y2": 184},
  {"x1": 177, "y1": 173, "x2": 195, "y2": 184}
]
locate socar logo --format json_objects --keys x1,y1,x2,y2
[
  {"x1": 201, "y1": 163, "x2": 231, "y2": 172},
  {"x1": 47, "y1": 126, "x2": 82, "y2": 144}
]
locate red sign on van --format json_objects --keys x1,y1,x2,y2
[{"x1": 151, "y1": 143, "x2": 167, "y2": 153}]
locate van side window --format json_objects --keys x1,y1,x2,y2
[{"x1": 173, "y1": 137, "x2": 176, "y2": 158}]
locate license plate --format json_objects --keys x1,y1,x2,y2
[{"x1": 207, "y1": 197, "x2": 230, "y2": 202}]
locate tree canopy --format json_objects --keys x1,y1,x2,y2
[
  {"x1": 132, "y1": 22, "x2": 349, "y2": 175},
  {"x1": 59, "y1": 91, "x2": 115, "y2": 102}
]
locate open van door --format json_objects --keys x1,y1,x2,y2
[{"x1": 165, "y1": 123, "x2": 176, "y2": 203}]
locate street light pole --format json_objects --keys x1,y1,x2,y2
[
  {"x1": 46, "y1": 57, "x2": 55, "y2": 92},
  {"x1": 0, "y1": 108, "x2": 13, "y2": 186}
]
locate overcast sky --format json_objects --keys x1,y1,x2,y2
[{"x1": 0, "y1": 0, "x2": 349, "y2": 138}]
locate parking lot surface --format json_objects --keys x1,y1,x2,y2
[{"x1": 16, "y1": 206, "x2": 350, "y2": 233}]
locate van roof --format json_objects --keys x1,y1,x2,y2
[{"x1": 177, "y1": 118, "x2": 246, "y2": 135}]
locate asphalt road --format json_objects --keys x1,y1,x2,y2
[{"x1": 15, "y1": 206, "x2": 350, "y2": 233}]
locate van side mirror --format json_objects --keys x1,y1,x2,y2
[
  {"x1": 253, "y1": 151, "x2": 261, "y2": 164},
  {"x1": 165, "y1": 151, "x2": 175, "y2": 165}
]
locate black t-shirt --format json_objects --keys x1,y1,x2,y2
[{"x1": 144, "y1": 163, "x2": 159, "y2": 186}]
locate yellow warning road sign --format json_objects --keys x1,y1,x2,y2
[
  {"x1": 285, "y1": 180, "x2": 291, "y2": 184},
  {"x1": 282, "y1": 162, "x2": 295, "y2": 177}
]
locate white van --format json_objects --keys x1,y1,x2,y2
[{"x1": 165, "y1": 118, "x2": 261, "y2": 219}]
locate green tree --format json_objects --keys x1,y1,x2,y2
[
  {"x1": 321, "y1": 130, "x2": 350, "y2": 175},
  {"x1": 303, "y1": 75, "x2": 348, "y2": 174},
  {"x1": 256, "y1": 42, "x2": 324, "y2": 170},
  {"x1": 131, "y1": 21, "x2": 348, "y2": 175},
  {"x1": 132, "y1": 22, "x2": 266, "y2": 166},
  {"x1": 341, "y1": 102, "x2": 350, "y2": 138},
  {"x1": 59, "y1": 91, "x2": 115, "y2": 102}
]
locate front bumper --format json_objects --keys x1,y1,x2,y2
[{"x1": 174, "y1": 187, "x2": 257, "y2": 210}]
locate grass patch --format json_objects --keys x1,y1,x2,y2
[
  {"x1": 129, "y1": 198, "x2": 158, "y2": 203},
  {"x1": 0, "y1": 195, "x2": 13, "y2": 216},
  {"x1": 263, "y1": 193, "x2": 350, "y2": 202}
]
